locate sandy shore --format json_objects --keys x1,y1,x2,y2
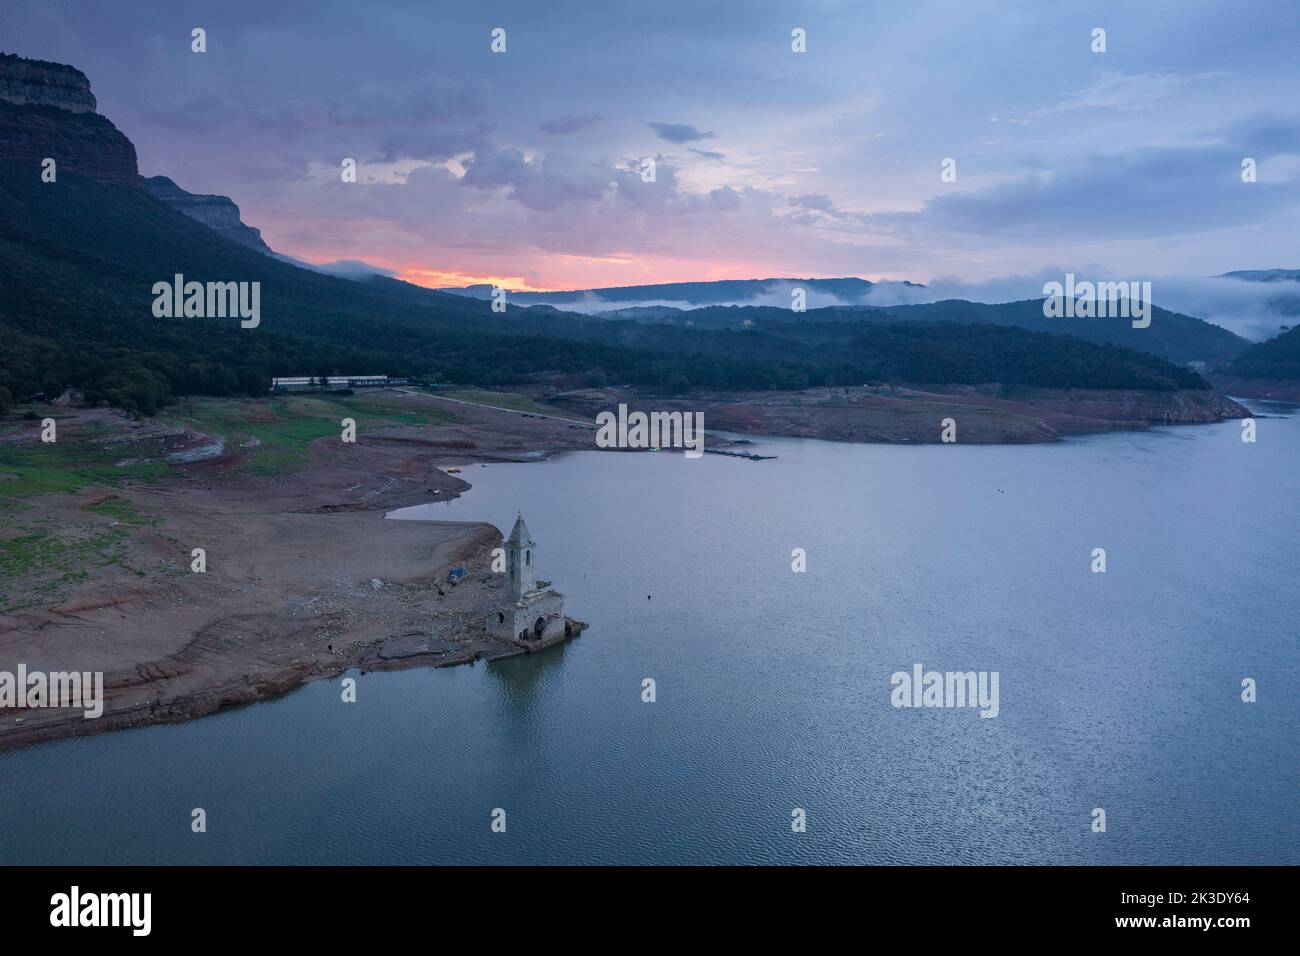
[
  {"x1": 0, "y1": 390, "x2": 594, "y2": 750},
  {"x1": 0, "y1": 381, "x2": 1249, "y2": 749},
  {"x1": 548, "y1": 384, "x2": 1250, "y2": 444}
]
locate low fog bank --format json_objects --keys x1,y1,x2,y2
[{"x1": 537, "y1": 273, "x2": 1298, "y2": 342}]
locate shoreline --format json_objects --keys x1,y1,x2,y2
[
  {"x1": 0, "y1": 383, "x2": 1248, "y2": 751},
  {"x1": 0, "y1": 391, "x2": 599, "y2": 752},
  {"x1": 546, "y1": 384, "x2": 1249, "y2": 445}
]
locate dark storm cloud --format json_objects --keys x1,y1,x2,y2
[
  {"x1": 539, "y1": 114, "x2": 602, "y2": 135},
  {"x1": 791, "y1": 194, "x2": 835, "y2": 212},
  {"x1": 325, "y1": 75, "x2": 492, "y2": 161},
  {"x1": 7, "y1": 0, "x2": 1299, "y2": 286},
  {"x1": 882, "y1": 139, "x2": 1300, "y2": 241},
  {"x1": 709, "y1": 186, "x2": 742, "y2": 209},
  {"x1": 1213, "y1": 115, "x2": 1300, "y2": 154},
  {"x1": 325, "y1": 76, "x2": 486, "y2": 127},
  {"x1": 648, "y1": 122, "x2": 715, "y2": 143},
  {"x1": 461, "y1": 148, "x2": 615, "y2": 211},
  {"x1": 373, "y1": 123, "x2": 494, "y2": 164}
]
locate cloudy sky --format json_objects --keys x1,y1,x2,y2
[{"x1": 7, "y1": 0, "x2": 1300, "y2": 305}]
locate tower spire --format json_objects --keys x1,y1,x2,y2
[{"x1": 506, "y1": 512, "x2": 537, "y2": 599}]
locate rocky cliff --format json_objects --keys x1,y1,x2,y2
[
  {"x1": 140, "y1": 175, "x2": 274, "y2": 254},
  {"x1": 0, "y1": 52, "x2": 97, "y2": 111},
  {"x1": 0, "y1": 52, "x2": 137, "y2": 184},
  {"x1": 1, "y1": 52, "x2": 273, "y2": 252}
]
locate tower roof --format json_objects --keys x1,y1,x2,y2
[{"x1": 507, "y1": 513, "x2": 536, "y2": 548}]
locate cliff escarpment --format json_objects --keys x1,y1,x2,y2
[
  {"x1": 0, "y1": 52, "x2": 137, "y2": 184},
  {"x1": 1, "y1": 52, "x2": 272, "y2": 252},
  {"x1": 0, "y1": 52, "x2": 97, "y2": 111},
  {"x1": 140, "y1": 175, "x2": 274, "y2": 254}
]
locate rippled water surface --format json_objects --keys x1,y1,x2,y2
[{"x1": 2, "y1": 404, "x2": 1296, "y2": 864}]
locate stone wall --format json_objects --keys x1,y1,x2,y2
[{"x1": 490, "y1": 590, "x2": 567, "y2": 645}]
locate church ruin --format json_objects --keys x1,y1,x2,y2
[{"x1": 489, "y1": 513, "x2": 571, "y2": 647}]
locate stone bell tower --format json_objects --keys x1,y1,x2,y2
[
  {"x1": 506, "y1": 512, "x2": 537, "y2": 599},
  {"x1": 490, "y1": 512, "x2": 568, "y2": 646}
]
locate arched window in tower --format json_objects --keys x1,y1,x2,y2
[{"x1": 526, "y1": 551, "x2": 530, "y2": 566}]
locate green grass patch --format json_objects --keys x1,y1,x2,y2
[
  {"x1": 0, "y1": 393, "x2": 461, "y2": 497},
  {"x1": 0, "y1": 438, "x2": 170, "y2": 501},
  {"x1": 163, "y1": 395, "x2": 455, "y2": 476},
  {"x1": 0, "y1": 522, "x2": 137, "y2": 612}
]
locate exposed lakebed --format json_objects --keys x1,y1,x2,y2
[{"x1": 2, "y1": 404, "x2": 1295, "y2": 864}]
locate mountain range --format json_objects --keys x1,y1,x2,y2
[
  {"x1": 439, "y1": 277, "x2": 906, "y2": 307},
  {"x1": 1, "y1": 51, "x2": 1297, "y2": 416}
]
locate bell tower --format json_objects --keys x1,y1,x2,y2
[
  {"x1": 490, "y1": 512, "x2": 571, "y2": 647},
  {"x1": 506, "y1": 512, "x2": 537, "y2": 600}
]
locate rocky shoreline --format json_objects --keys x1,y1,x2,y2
[
  {"x1": 0, "y1": 612, "x2": 589, "y2": 752},
  {"x1": 0, "y1": 382, "x2": 1251, "y2": 750},
  {"x1": 0, "y1": 393, "x2": 600, "y2": 752},
  {"x1": 549, "y1": 383, "x2": 1250, "y2": 445}
]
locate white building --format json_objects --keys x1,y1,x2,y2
[{"x1": 271, "y1": 375, "x2": 409, "y2": 391}]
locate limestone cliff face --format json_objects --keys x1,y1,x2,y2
[
  {"x1": 0, "y1": 52, "x2": 137, "y2": 184},
  {"x1": 140, "y1": 175, "x2": 275, "y2": 254},
  {"x1": 0, "y1": 52, "x2": 97, "y2": 111},
  {"x1": 0, "y1": 52, "x2": 273, "y2": 254}
]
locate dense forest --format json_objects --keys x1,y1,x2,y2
[
  {"x1": 630, "y1": 297, "x2": 1249, "y2": 366},
  {"x1": 0, "y1": 168, "x2": 1212, "y2": 415},
  {"x1": 1226, "y1": 324, "x2": 1300, "y2": 378}
]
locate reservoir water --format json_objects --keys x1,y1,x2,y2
[{"x1": 2, "y1": 403, "x2": 1296, "y2": 864}]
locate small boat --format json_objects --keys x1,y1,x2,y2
[{"x1": 446, "y1": 467, "x2": 462, "y2": 474}]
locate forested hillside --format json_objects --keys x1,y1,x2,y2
[{"x1": 0, "y1": 169, "x2": 1211, "y2": 414}]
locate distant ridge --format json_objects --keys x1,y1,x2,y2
[
  {"x1": 438, "y1": 276, "x2": 919, "y2": 307},
  {"x1": 1219, "y1": 268, "x2": 1300, "y2": 282},
  {"x1": 0, "y1": 50, "x2": 1239, "y2": 414},
  {"x1": 443, "y1": 278, "x2": 1251, "y2": 366},
  {"x1": 140, "y1": 175, "x2": 274, "y2": 255}
]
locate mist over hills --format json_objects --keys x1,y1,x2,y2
[
  {"x1": 1220, "y1": 269, "x2": 1300, "y2": 283},
  {"x1": 854, "y1": 298, "x2": 1247, "y2": 366},
  {"x1": 439, "y1": 277, "x2": 905, "y2": 308},
  {"x1": 441, "y1": 278, "x2": 1252, "y2": 366},
  {"x1": 0, "y1": 166, "x2": 1216, "y2": 413},
  {"x1": 0, "y1": 50, "x2": 1281, "y2": 416}
]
